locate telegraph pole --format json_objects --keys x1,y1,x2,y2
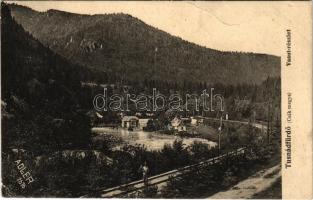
[
  {"x1": 154, "y1": 47, "x2": 158, "y2": 80},
  {"x1": 253, "y1": 111, "x2": 256, "y2": 125},
  {"x1": 267, "y1": 101, "x2": 271, "y2": 144},
  {"x1": 218, "y1": 116, "x2": 223, "y2": 155}
]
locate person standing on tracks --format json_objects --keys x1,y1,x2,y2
[{"x1": 141, "y1": 161, "x2": 149, "y2": 186}]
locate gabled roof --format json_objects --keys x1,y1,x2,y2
[
  {"x1": 139, "y1": 118, "x2": 152, "y2": 123},
  {"x1": 122, "y1": 116, "x2": 139, "y2": 121}
]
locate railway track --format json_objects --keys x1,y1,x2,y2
[
  {"x1": 81, "y1": 147, "x2": 246, "y2": 198},
  {"x1": 81, "y1": 117, "x2": 264, "y2": 198}
]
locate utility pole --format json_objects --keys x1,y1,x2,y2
[
  {"x1": 253, "y1": 111, "x2": 256, "y2": 125},
  {"x1": 267, "y1": 101, "x2": 271, "y2": 144},
  {"x1": 225, "y1": 113, "x2": 229, "y2": 146},
  {"x1": 154, "y1": 47, "x2": 158, "y2": 80},
  {"x1": 218, "y1": 116, "x2": 223, "y2": 155},
  {"x1": 270, "y1": 106, "x2": 273, "y2": 141}
]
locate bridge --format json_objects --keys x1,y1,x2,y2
[{"x1": 81, "y1": 147, "x2": 246, "y2": 198}]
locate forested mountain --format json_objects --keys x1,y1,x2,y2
[
  {"x1": 1, "y1": 3, "x2": 281, "y2": 197},
  {"x1": 9, "y1": 4, "x2": 280, "y2": 85},
  {"x1": 1, "y1": 3, "x2": 91, "y2": 153}
]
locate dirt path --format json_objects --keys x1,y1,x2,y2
[{"x1": 208, "y1": 164, "x2": 281, "y2": 199}]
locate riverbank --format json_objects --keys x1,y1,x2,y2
[{"x1": 92, "y1": 127, "x2": 217, "y2": 151}]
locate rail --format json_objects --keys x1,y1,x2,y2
[{"x1": 81, "y1": 147, "x2": 246, "y2": 198}]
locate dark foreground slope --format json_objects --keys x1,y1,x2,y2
[
  {"x1": 1, "y1": 3, "x2": 91, "y2": 155},
  {"x1": 9, "y1": 4, "x2": 280, "y2": 85},
  {"x1": 1, "y1": 3, "x2": 99, "y2": 196}
]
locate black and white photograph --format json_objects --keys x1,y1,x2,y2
[{"x1": 1, "y1": 1, "x2": 312, "y2": 198}]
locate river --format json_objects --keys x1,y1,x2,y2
[{"x1": 92, "y1": 127, "x2": 217, "y2": 151}]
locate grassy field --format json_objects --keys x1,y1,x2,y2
[{"x1": 187, "y1": 125, "x2": 219, "y2": 141}]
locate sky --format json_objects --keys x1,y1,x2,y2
[{"x1": 7, "y1": 1, "x2": 311, "y2": 56}]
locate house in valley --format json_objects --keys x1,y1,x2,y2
[
  {"x1": 191, "y1": 117, "x2": 198, "y2": 125},
  {"x1": 171, "y1": 116, "x2": 187, "y2": 132},
  {"x1": 121, "y1": 116, "x2": 139, "y2": 129},
  {"x1": 138, "y1": 118, "x2": 155, "y2": 131}
]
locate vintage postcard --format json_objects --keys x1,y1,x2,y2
[{"x1": 1, "y1": 1, "x2": 312, "y2": 199}]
